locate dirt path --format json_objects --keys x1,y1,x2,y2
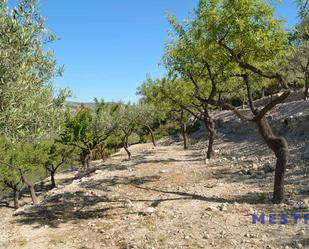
[{"x1": 0, "y1": 142, "x2": 308, "y2": 249}]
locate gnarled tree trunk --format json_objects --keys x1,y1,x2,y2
[
  {"x1": 255, "y1": 117, "x2": 289, "y2": 203},
  {"x1": 181, "y1": 122, "x2": 188, "y2": 150},
  {"x1": 180, "y1": 110, "x2": 188, "y2": 150},
  {"x1": 123, "y1": 136, "x2": 131, "y2": 160},
  {"x1": 99, "y1": 145, "x2": 106, "y2": 161},
  {"x1": 13, "y1": 187, "x2": 20, "y2": 209},
  {"x1": 203, "y1": 116, "x2": 216, "y2": 159},
  {"x1": 4, "y1": 180, "x2": 21, "y2": 209},
  {"x1": 114, "y1": 144, "x2": 118, "y2": 153},
  {"x1": 87, "y1": 150, "x2": 92, "y2": 168},
  {"x1": 20, "y1": 173, "x2": 38, "y2": 205},
  {"x1": 124, "y1": 146, "x2": 131, "y2": 160},
  {"x1": 147, "y1": 126, "x2": 156, "y2": 147},
  {"x1": 80, "y1": 148, "x2": 92, "y2": 170},
  {"x1": 246, "y1": 74, "x2": 289, "y2": 203},
  {"x1": 304, "y1": 78, "x2": 308, "y2": 101},
  {"x1": 50, "y1": 170, "x2": 56, "y2": 189}
]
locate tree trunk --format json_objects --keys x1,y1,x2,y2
[
  {"x1": 123, "y1": 136, "x2": 131, "y2": 160},
  {"x1": 21, "y1": 174, "x2": 38, "y2": 205},
  {"x1": 147, "y1": 126, "x2": 156, "y2": 147},
  {"x1": 304, "y1": 80, "x2": 308, "y2": 101},
  {"x1": 242, "y1": 98, "x2": 246, "y2": 109},
  {"x1": 218, "y1": 91, "x2": 223, "y2": 111},
  {"x1": 13, "y1": 188, "x2": 20, "y2": 209},
  {"x1": 180, "y1": 121, "x2": 188, "y2": 150},
  {"x1": 87, "y1": 150, "x2": 92, "y2": 168},
  {"x1": 204, "y1": 117, "x2": 216, "y2": 159},
  {"x1": 101, "y1": 152, "x2": 105, "y2": 161},
  {"x1": 207, "y1": 127, "x2": 215, "y2": 159},
  {"x1": 80, "y1": 149, "x2": 86, "y2": 170},
  {"x1": 293, "y1": 80, "x2": 297, "y2": 90},
  {"x1": 244, "y1": 74, "x2": 288, "y2": 204},
  {"x1": 114, "y1": 145, "x2": 118, "y2": 153},
  {"x1": 100, "y1": 146, "x2": 106, "y2": 161},
  {"x1": 255, "y1": 117, "x2": 289, "y2": 203},
  {"x1": 80, "y1": 149, "x2": 92, "y2": 170},
  {"x1": 180, "y1": 110, "x2": 188, "y2": 150},
  {"x1": 124, "y1": 146, "x2": 131, "y2": 160},
  {"x1": 50, "y1": 171, "x2": 56, "y2": 189}
]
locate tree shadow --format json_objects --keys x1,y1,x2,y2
[
  {"x1": 14, "y1": 173, "x2": 280, "y2": 230},
  {"x1": 80, "y1": 175, "x2": 162, "y2": 191},
  {"x1": 81, "y1": 174, "x2": 271, "y2": 206},
  {"x1": 133, "y1": 185, "x2": 270, "y2": 206},
  {"x1": 284, "y1": 233, "x2": 309, "y2": 249},
  {"x1": 0, "y1": 198, "x2": 13, "y2": 209},
  {"x1": 98, "y1": 154, "x2": 202, "y2": 173},
  {"x1": 16, "y1": 174, "x2": 76, "y2": 201},
  {"x1": 14, "y1": 175, "x2": 163, "y2": 228},
  {"x1": 14, "y1": 191, "x2": 121, "y2": 228}
]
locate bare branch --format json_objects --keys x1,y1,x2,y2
[
  {"x1": 218, "y1": 41, "x2": 289, "y2": 88},
  {"x1": 221, "y1": 103, "x2": 253, "y2": 122}
]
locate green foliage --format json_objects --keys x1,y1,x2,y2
[
  {"x1": 154, "y1": 120, "x2": 180, "y2": 139},
  {"x1": 0, "y1": 0, "x2": 70, "y2": 142},
  {"x1": 134, "y1": 103, "x2": 162, "y2": 128},
  {"x1": 285, "y1": 42, "x2": 309, "y2": 86},
  {"x1": 286, "y1": 1, "x2": 309, "y2": 96},
  {"x1": 113, "y1": 104, "x2": 137, "y2": 140},
  {"x1": 0, "y1": 140, "x2": 44, "y2": 191},
  {"x1": 0, "y1": 142, "x2": 22, "y2": 190},
  {"x1": 295, "y1": 0, "x2": 309, "y2": 18},
  {"x1": 196, "y1": 0, "x2": 288, "y2": 63},
  {"x1": 59, "y1": 106, "x2": 93, "y2": 149},
  {"x1": 139, "y1": 77, "x2": 195, "y2": 119},
  {"x1": 43, "y1": 142, "x2": 76, "y2": 172},
  {"x1": 138, "y1": 76, "x2": 196, "y2": 139},
  {"x1": 164, "y1": 0, "x2": 291, "y2": 107},
  {"x1": 59, "y1": 101, "x2": 116, "y2": 151}
]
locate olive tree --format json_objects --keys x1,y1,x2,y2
[
  {"x1": 113, "y1": 104, "x2": 138, "y2": 160},
  {"x1": 294, "y1": 0, "x2": 309, "y2": 42},
  {"x1": 287, "y1": 0, "x2": 309, "y2": 100},
  {"x1": 0, "y1": 142, "x2": 46, "y2": 206},
  {"x1": 0, "y1": 141, "x2": 23, "y2": 209},
  {"x1": 0, "y1": 0, "x2": 69, "y2": 141},
  {"x1": 59, "y1": 101, "x2": 116, "y2": 169},
  {"x1": 134, "y1": 103, "x2": 164, "y2": 147},
  {"x1": 43, "y1": 143, "x2": 75, "y2": 189},
  {"x1": 285, "y1": 43, "x2": 309, "y2": 100},
  {"x1": 138, "y1": 77, "x2": 194, "y2": 150},
  {"x1": 0, "y1": 0, "x2": 69, "y2": 206}
]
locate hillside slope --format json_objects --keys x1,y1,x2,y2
[{"x1": 0, "y1": 100, "x2": 308, "y2": 249}]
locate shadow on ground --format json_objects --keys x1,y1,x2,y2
[{"x1": 13, "y1": 172, "x2": 278, "y2": 229}]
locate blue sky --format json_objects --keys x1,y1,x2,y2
[{"x1": 18, "y1": 0, "x2": 299, "y2": 103}]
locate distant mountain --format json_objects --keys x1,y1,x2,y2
[
  {"x1": 65, "y1": 101, "x2": 96, "y2": 110},
  {"x1": 65, "y1": 101, "x2": 119, "y2": 110}
]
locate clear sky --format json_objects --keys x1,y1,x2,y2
[{"x1": 23, "y1": 0, "x2": 299, "y2": 103}]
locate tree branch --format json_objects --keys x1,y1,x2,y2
[
  {"x1": 218, "y1": 41, "x2": 289, "y2": 88},
  {"x1": 221, "y1": 103, "x2": 253, "y2": 121},
  {"x1": 253, "y1": 91, "x2": 290, "y2": 121}
]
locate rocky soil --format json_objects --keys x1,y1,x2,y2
[{"x1": 0, "y1": 99, "x2": 308, "y2": 249}]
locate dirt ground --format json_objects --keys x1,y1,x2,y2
[
  {"x1": 0, "y1": 140, "x2": 308, "y2": 249},
  {"x1": 0, "y1": 99, "x2": 308, "y2": 249}
]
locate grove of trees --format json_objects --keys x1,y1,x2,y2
[
  {"x1": 139, "y1": 0, "x2": 309, "y2": 204},
  {"x1": 0, "y1": 0, "x2": 308, "y2": 209}
]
